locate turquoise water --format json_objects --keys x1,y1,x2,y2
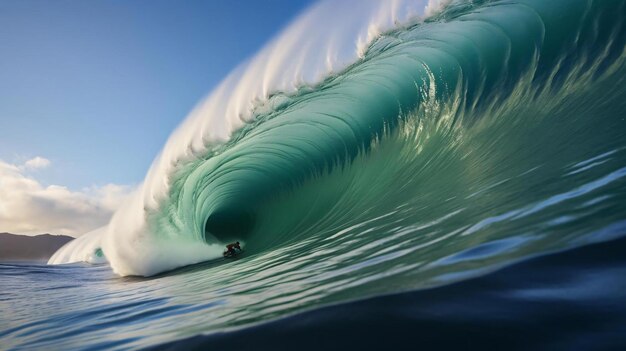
[{"x1": 3, "y1": 0, "x2": 626, "y2": 349}]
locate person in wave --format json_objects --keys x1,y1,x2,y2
[{"x1": 224, "y1": 241, "x2": 242, "y2": 257}]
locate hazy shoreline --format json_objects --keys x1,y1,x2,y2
[{"x1": 0, "y1": 233, "x2": 73, "y2": 262}]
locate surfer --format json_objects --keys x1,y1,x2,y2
[{"x1": 224, "y1": 241, "x2": 242, "y2": 257}]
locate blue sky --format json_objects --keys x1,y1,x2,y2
[{"x1": 0, "y1": 0, "x2": 314, "y2": 189}]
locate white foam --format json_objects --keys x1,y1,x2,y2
[{"x1": 48, "y1": 226, "x2": 106, "y2": 265}]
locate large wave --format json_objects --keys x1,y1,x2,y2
[{"x1": 50, "y1": 0, "x2": 626, "y2": 277}]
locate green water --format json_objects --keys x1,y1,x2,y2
[{"x1": 28, "y1": 0, "x2": 626, "y2": 348}]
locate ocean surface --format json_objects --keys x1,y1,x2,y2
[{"x1": 3, "y1": 0, "x2": 626, "y2": 349}]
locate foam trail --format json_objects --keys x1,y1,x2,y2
[
  {"x1": 50, "y1": 0, "x2": 444, "y2": 276},
  {"x1": 48, "y1": 227, "x2": 106, "y2": 265}
]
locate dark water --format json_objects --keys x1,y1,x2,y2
[
  {"x1": 3, "y1": 0, "x2": 626, "y2": 349},
  {"x1": 4, "y1": 234, "x2": 626, "y2": 350},
  {"x1": 153, "y1": 235, "x2": 626, "y2": 351}
]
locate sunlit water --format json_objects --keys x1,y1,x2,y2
[{"x1": 3, "y1": 0, "x2": 626, "y2": 349}]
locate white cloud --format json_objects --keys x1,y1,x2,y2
[
  {"x1": 0, "y1": 158, "x2": 133, "y2": 237},
  {"x1": 22, "y1": 156, "x2": 51, "y2": 170}
]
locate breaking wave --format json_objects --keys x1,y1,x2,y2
[{"x1": 50, "y1": 0, "x2": 626, "y2": 282}]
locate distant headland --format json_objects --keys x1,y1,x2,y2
[{"x1": 0, "y1": 233, "x2": 74, "y2": 262}]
